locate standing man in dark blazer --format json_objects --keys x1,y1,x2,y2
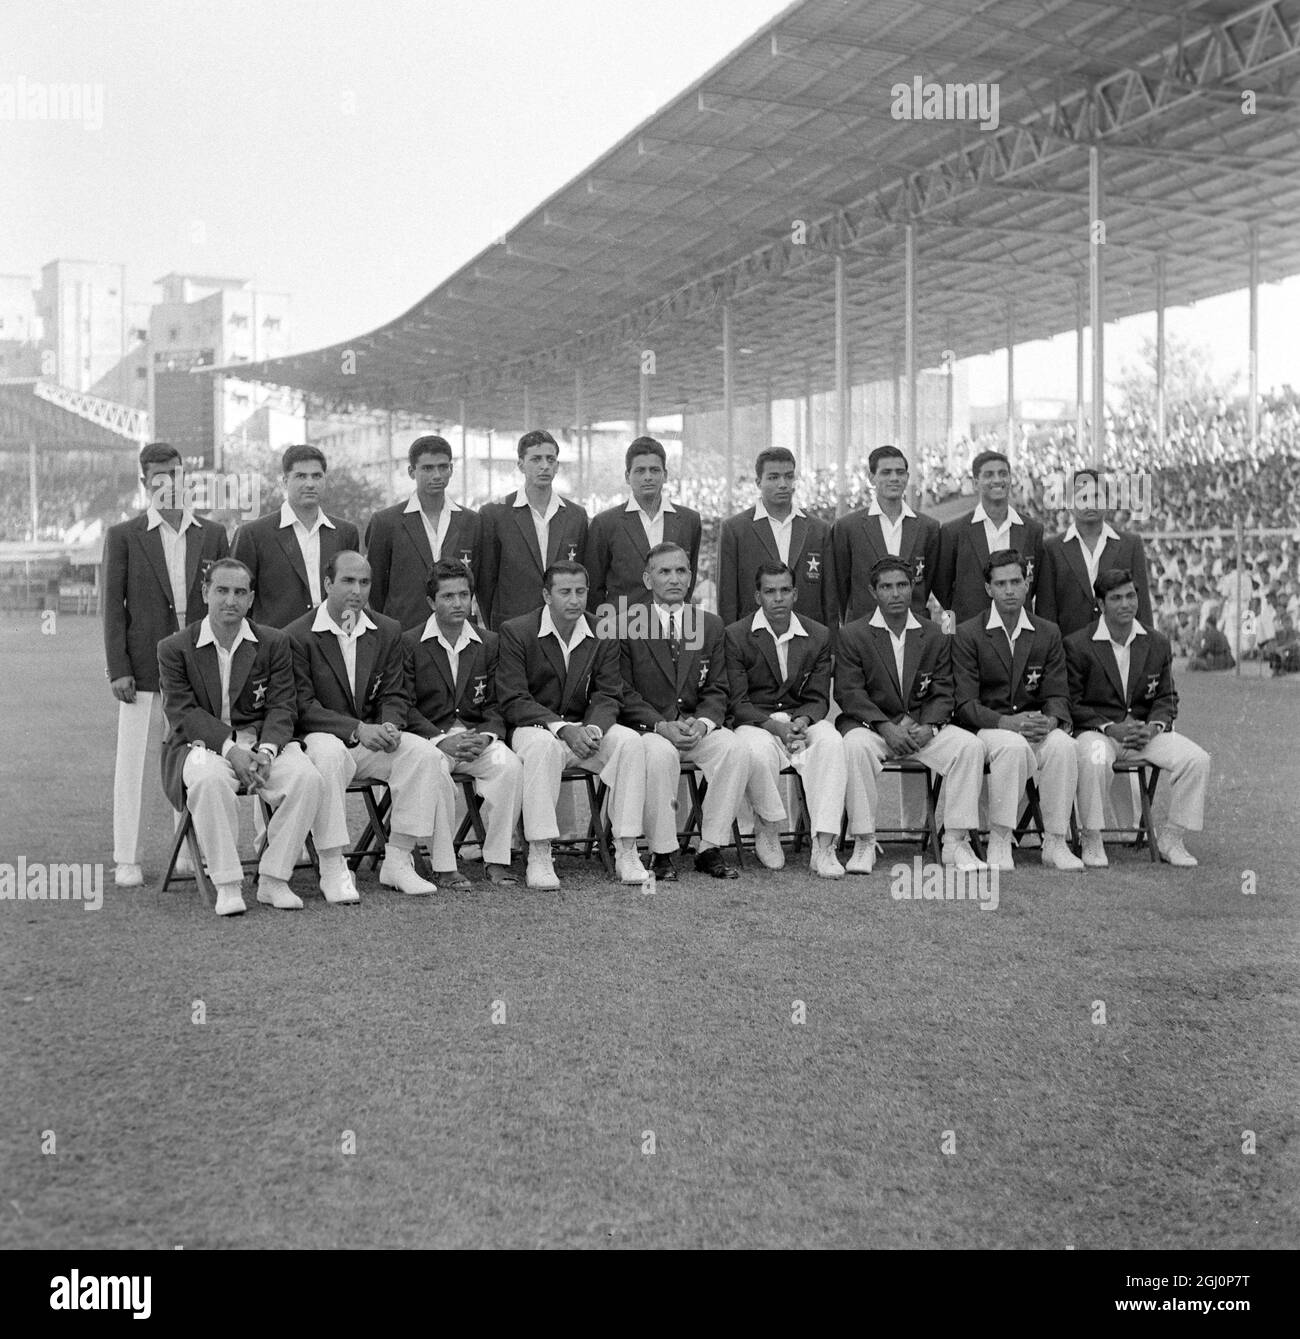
[
  {"x1": 832, "y1": 445, "x2": 941, "y2": 623},
  {"x1": 1066, "y1": 568, "x2": 1209, "y2": 869},
  {"x1": 835, "y1": 557, "x2": 986, "y2": 874},
  {"x1": 478, "y1": 429, "x2": 588, "y2": 631},
  {"x1": 404, "y1": 559, "x2": 523, "y2": 887},
  {"x1": 725, "y1": 562, "x2": 846, "y2": 878},
  {"x1": 365, "y1": 434, "x2": 483, "y2": 631},
  {"x1": 585, "y1": 436, "x2": 702, "y2": 614},
  {"x1": 934, "y1": 450, "x2": 1045, "y2": 625},
  {"x1": 497, "y1": 561, "x2": 647, "y2": 889},
  {"x1": 232, "y1": 444, "x2": 361, "y2": 629},
  {"x1": 1037, "y1": 468, "x2": 1153, "y2": 637},
  {"x1": 717, "y1": 448, "x2": 836, "y2": 629},
  {"x1": 104, "y1": 442, "x2": 229, "y2": 887},
  {"x1": 951, "y1": 549, "x2": 1085, "y2": 872}
]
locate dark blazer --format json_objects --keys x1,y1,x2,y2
[
  {"x1": 585, "y1": 501, "x2": 703, "y2": 612},
  {"x1": 478, "y1": 492, "x2": 588, "y2": 631},
  {"x1": 934, "y1": 511, "x2": 1046, "y2": 624},
  {"x1": 830, "y1": 507, "x2": 941, "y2": 623},
  {"x1": 231, "y1": 509, "x2": 362, "y2": 629},
  {"x1": 723, "y1": 614, "x2": 831, "y2": 728},
  {"x1": 364, "y1": 500, "x2": 483, "y2": 631},
  {"x1": 103, "y1": 512, "x2": 229, "y2": 691},
  {"x1": 402, "y1": 622, "x2": 505, "y2": 740},
  {"x1": 1064, "y1": 621, "x2": 1179, "y2": 733},
  {"x1": 1037, "y1": 529, "x2": 1153, "y2": 638},
  {"x1": 157, "y1": 620, "x2": 296, "y2": 810},
  {"x1": 952, "y1": 612, "x2": 1071, "y2": 731},
  {"x1": 284, "y1": 608, "x2": 410, "y2": 740},
  {"x1": 833, "y1": 615, "x2": 954, "y2": 732},
  {"x1": 717, "y1": 506, "x2": 837, "y2": 629},
  {"x1": 497, "y1": 609, "x2": 621, "y2": 738},
  {"x1": 618, "y1": 598, "x2": 729, "y2": 732}
]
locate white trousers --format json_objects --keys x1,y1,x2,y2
[
  {"x1": 512, "y1": 723, "x2": 645, "y2": 841},
  {"x1": 1075, "y1": 730, "x2": 1210, "y2": 833},
  {"x1": 979, "y1": 727, "x2": 1077, "y2": 835},
  {"x1": 736, "y1": 719, "x2": 847, "y2": 836},
  {"x1": 305, "y1": 732, "x2": 451, "y2": 852},
  {"x1": 114, "y1": 691, "x2": 172, "y2": 864},
  {"x1": 843, "y1": 723, "x2": 983, "y2": 835},
  {"x1": 181, "y1": 743, "x2": 323, "y2": 886},
  {"x1": 442, "y1": 740, "x2": 524, "y2": 867},
  {"x1": 643, "y1": 727, "x2": 747, "y2": 854}
]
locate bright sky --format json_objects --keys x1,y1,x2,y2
[{"x1": 4, "y1": 0, "x2": 1296, "y2": 408}]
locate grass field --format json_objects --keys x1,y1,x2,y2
[{"x1": 2, "y1": 611, "x2": 1297, "y2": 1249}]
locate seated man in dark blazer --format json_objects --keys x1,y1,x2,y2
[
  {"x1": 617, "y1": 542, "x2": 743, "y2": 882},
  {"x1": 404, "y1": 560, "x2": 523, "y2": 887},
  {"x1": 478, "y1": 429, "x2": 588, "y2": 630},
  {"x1": 585, "y1": 436, "x2": 702, "y2": 614},
  {"x1": 952, "y1": 549, "x2": 1085, "y2": 871},
  {"x1": 718, "y1": 447, "x2": 836, "y2": 628},
  {"x1": 232, "y1": 444, "x2": 361, "y2": 629},
  {"x1": 1037, "y1": 468, "x2": 1153, "y2": 637},
  {"x1": 725, "y1": 562, "x2": 846, "y2": 878},
  {"x1": 831, "y1": 445, "x2": 941, "y2": 623},
  {"x1": 365, "y1": 434, "x2": 483, "y2": 631},
  {"x1": 934, "y1": 450, "x2": 1045, "y2": 625},
  {"x1": 286, "y1": 551, "x2": 450, "y2": 900},
  {"x1": 497, "y1": 561, "x2": 647, "y2": 889},
  {"x1": 1066, "y1": 568, "x2": 1210, "y2": 868},
  {"x1": 105, "y1": 441, "x2": 229, "y2": 887},
  {"x1": 835, "y1": 557, "x2": 986, "y2": 873},
  {"x1": 157, "y1": 558, "x2": 325, "y2": 917}
]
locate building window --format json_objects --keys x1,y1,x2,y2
[
  {"x1": 229, "y1": 312, "x2": 249, "y2": 328},
  {"x1": 136, "y1": 367, "x2": 147, "y2": 380},
  {"x1": 169, "y1": 327, "x2": 179, "y2": 342},
  {"x1": 262, "y1": 315, "x2": 281, "y2": 330}
]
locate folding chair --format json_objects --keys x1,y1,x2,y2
[
  {"x1": 452, "y1": 775, "x2": 489, "y2": 855},
  {"x1": 733, "y1": 765, "x2": 812, "y2": 856},
  {"x1": 1111, "y1": 758, "x2": 1162, "y2": 862},
  {"x1": 552, "y1": 766, "x2": 614, "y2": 875},
  {"x1": 345, "y1": 780, "x2": 392, "y2": 871},
  {"x1": 676, "y1": 760, "x2": 745, "y2": 866},
  {"x1": 854, "y1": 757, "x2": 941, "y2": 862}
]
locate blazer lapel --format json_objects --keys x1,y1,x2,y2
[
  {"x1": 402, "y1": 509, "x2": 435, "y2": 567},
  {"x1": 562, "y1": 635, "x2": 597, "y2": 706},
  {"x1": 788, "y1": 514, "x2": 809, "y2": 570},
  {"x1": 648, "y1": 623, "x2": 676, "y2": 686},
  {"x1": 538, "y1": 627, "x2": 568, "y2": 688},
  {"x1": 229, "y1": 639, "x2": 256, "y2": 709},
  {"x1": 898, "y1": 515, "x2": 918, "y2": 560},
  {"x1": 872, "y1": 626, "x2": 904, "y2": 700},
  {"x1": 751, "y1": 511, "x2": 780, "y2": 563},
  {"x1": 780, "y1": 634, "x2": 806, "y2": 694},
  {"x1": 140, "y1": 523, "x2": 174, "y2": 606},
  {"x1": 969, "y1": 520, "x2": 991, "y2": 573},
  {"x1": 276, "y1": 524, "x2": 312, "y2": 596},
  {"x1": 900, "y1": 628, "x2": 923, "y2": 705},
  {"x1": 985, "y1": 623, "x2": 1014, "y2": 677},
  {"x1": 1065, "y1": 537, "x2": 1095, "y2": 604},
  {"x1": 512, "y1": 500, "x2": 545, "y2": 573},
  {"x1": 424, "y1": 639, "x2": 455, "y2": 695},
  {"x1": 754, "y1": 623, "x2": 784, "y2": 689},
  {"x1": 623, "y1": 509, "x2": 651, "y2": 562},
  {"x1": 195, "y1": 639, "x2": 224, "y2": 720},
  {"x1": 183, "y1": 523, "x2": 205, "y2": 597},
  {"x1": 1126, "y1": 635, "x2": 1152, "y2": 708},
  {"x1": 865, "y1": 514, "x2": 887, "y2": 563},
  {"x1": 547, "y1": 503, "x2": 580, "y2": 566},
  {"x1": 1097, "y1": 636, "x2": 1127, "y2": 704},
  {"x1": 354, "y1": 629, "x2": 379, "y2": 709},
  {"x1": 1010, "y1": 628, "x2": 1034, "y2": 695},
  {"x1": 318, "y1": 631, "x2": 358, "y2": 712}
]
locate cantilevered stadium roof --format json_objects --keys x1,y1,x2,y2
[{"x1": 212, "y1": 0, "x2": 1300, "y2": 428}]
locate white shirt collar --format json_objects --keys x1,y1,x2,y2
[
  {"x1": 869, "y1": 607, "x2": 923, "y2": 634},
  {"x1": 972, "y1": 502, "x2": 1023, "y2": 527},
  {"x1": 515, "y1": 490, "x2": 562, "y2": 518},
  {"x1": 420, "y1": 615, "x2": 481, "y2": 650},
  {"x1": 312, "y1": 605, "x2": 377, "y2": 637},
  {"x1": 752, "y1": 608, "x2": 808, "y2": 640},
  {"x1": 986, "y1": 606, "x2": 1036, "y2": 636},
  {"x1": 625, "y1": 496, "x2": 676, "y2": 514},
  {"x1": 1064, "y1": 520, "x2": 1119, "y2": 547},
  {"x1": 868, "y1": 498, "x2": 916, "y2": 520},
  {"x1": 280, "y1": 499, "x2": 335, "y2": 531},
  {"x1": 404, "y1": 493, "x2": 461, "y2": 515},
  {"x1": 146, "y1": 505, "x2": 197, "y2": 532},
  {"x1": 1092, "y1": 618, "x2": 1147, "y2": 647},
  {"x1": 754, "y1": 500, "x2": 805, "y2": 523},
  {"x1": 196, "y1": 616, "x2": 257, "y2": 648},
  {"x1": 539, "y1": 604, "x2": 592, "y2": 648}
]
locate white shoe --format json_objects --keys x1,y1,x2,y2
[
  {"x1": 214, "y1": 883, "x2": 246, "y2": 916},
  {"x1": 985, "y1": 832, "x2": 1015, "y2": 871},
  {"x1": 1158, "y1": 835, "x2": 1198, "y2": 867},
  {"x1": 942, "y1": 840, "x2": 987, "y2": 872},
  {"x1": 380, "y1": 851, "x2": 438, "y2": 895},
  {"x1": 1042, "y1": 835, "x2": 1085, "y2": 871},
  {"x1": 846, "y1": 839, "x2": 877, "y2": 875},
  {"x1": 754, "y1": 822, "x2": 786, "y2": 870},
  {"x1": 174, "y1": 848, "x2": 196, "y2": 876},
  {"x1": 526, "y1": 843, "x2": 560, "y2": 890},
  {"x1": 811, "y1": 844, "x2": 845, "y2": 879},
  {"x1": 256, "y1": 876, "x2": 303, "y2": 910},
  {"x1": 1081, "y1": 833, "x2": 1109, "y2": 868},
  {"x1": 115, "y1": 862, "x2": 143, "y2": 887},
  {"x1": 616, "y1": 849, "x2": 648, "y2": 885},
  {"x1": 319, "y1": 859, "x2": 361, "y2": 905}
]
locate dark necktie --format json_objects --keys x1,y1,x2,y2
[{"x1": 669, "y1": 610, "x2": 681, "y2": 665}]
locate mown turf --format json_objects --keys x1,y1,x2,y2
[{"x1": 1, "y1": 612, "x2": 1296, "y2": 1249}]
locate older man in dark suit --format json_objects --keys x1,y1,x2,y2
[
  {"x1": 952, "y1": 549, "x2": 1085, "y2": 871},
  {"x1": 831, "y1": 445, "x2": 941, "y2": 623},
  {"x1": 157, "y1": 558, "x2": 325, "y2": 917},
  {"x1": 478, "y1": 429, "x2": 588, "y2": 630},
  {"x1": 835, "y1": 557, "x2": 986, "y2": 873},
  {"x1": 404, "y1": 560, "x2": 523, "y2": 887},
  {"x1": 231, "y1": 444, "x2": 361, "y2": 628},
  {"x1": 365, "y1": 434, "x2": 483, "y2": 630},
  {"x1": 717, "y1": 448, "x2": 836, "y2": 628},
  {"x1": 104, "y1": 442, "x2": 229, "y2": 887}
]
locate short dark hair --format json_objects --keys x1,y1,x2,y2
[
  {"x1": 324, "y1": 549, "x2": 367, "y2": 583},
  {"x1": 869, "y1": 556, "x2": 915, "y2": 589},
  {"x1": 983, "y1": 548, "x2": 1026, "y2": 583},
  {"x1": 282, "y1": 444, "x2": 327, "y2": 474},
  {"x1": 518, "y1": 428, "x2": 558, "y2": 461},
  {"x1": 754, "y1": 447, "x2": 796, "y2": 480},
  {"x1": 426, "y1": 558, "x2": 474, "y2": 598},
  {"x1": 754, "y1": 561, "x2": 795, "y2": 591},
  {"x1": 644, "y1": 541, "x2": 689, "y2": 571},
  {"x1": 409, "y1": 434, "x2": 453, "y2": 467},
  {"x1": 1095, "y1": 567, "x2": 1135, "y2": 600},
  {"x1": 869, "y1": 445, "x2": 908, "y2": 474},
  {"x1": 971, "y1": 450, "x2": 1010, "y2": 478},
  {"x1": 625, "y1": 436, "x2": 666, "y2": 472},
  {"x1": 1072, "y1": 467, "x2": 1101, "y2": 489},
  {"x1": 543, "y1": 560, "x2": 587, "y2": 591},
  {"x1": 204, "y1": 557, "x2": 253, "y2": 587},
  {"x1": 139, "y1": 441, "x2": 181, "y2": 474}
]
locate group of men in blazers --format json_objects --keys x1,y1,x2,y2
[{"x1": 105, "y1": 426, "x2": 1208, "y2": 911}]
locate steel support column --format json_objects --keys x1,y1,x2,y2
[
  {"x1": 904, "y1": 223, "x2": 918, "y2": 506},
  {"x1": 723, "y1": 302, "x2": 735, "y2": 517},
  {"x1": 835, "y1": 253, "x2": 849, "y2": 516},
  {"x1": 1075, "y1": 282, "x2": 1085, "y2": 457},
  {"x1": 574, "y1": 367, "x2": 584, "y2": 496},
  {"x1": 1089, "y1": 145, "x2": 1105, "y2": 468},
  {"x1": 1006, "y1": 301, "x2": 1016, "y2": 469},
  {"x1": 1155, "y1": 257, "x2": 1166, "y2": 457},
  {"x1": 1249, "y1": 224, "x2": 1260, "y2": 455}
]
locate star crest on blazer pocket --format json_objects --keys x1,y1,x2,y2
[
  {"x1": 1024, "y1": 557, "x2": 1035, "y2": 584},
  {"x1": 917, "y1": 671, "x2": 933, "y2": 697},
  {"x1": 459, "y1": 549, "x2": 473, "y2": 568},
  {"x1": 471, "y1": 674, "x2": 487, "y2": 705},
  {"x1": 252, "y1": 677, "x2": 268, "y2": 706},
  {"x1": 1145, "y1": 674, "x2": 1160, "y2": 698},
  {"x1": 912, "y1": 555, "x2": 925, "y2": 583},
  {"x1": 697, "y1": 656, "x2": 710, "y2": 688},
  {"x1": 567, "y1": 543, "x2": 578, "y2": 562},
  {"x1": 368, "y1": 672, "x2": 383, "y2": 701},
  {"x1": 1024, "y1": 666, "x2": 1043, "y2": 690},
  {"x1": 806, "y1": 551, "x2": 821, "y2": 579},
  {"x1": 200, "y1": 558, "x2": 216, "y2": 584}
]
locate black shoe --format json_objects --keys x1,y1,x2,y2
[
  {"x1": 651, "y1": 853, "x2": 679, "y2": 882},
  {"x1": 694, "y1": 847, "x2": 739, "y2": 879}
]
